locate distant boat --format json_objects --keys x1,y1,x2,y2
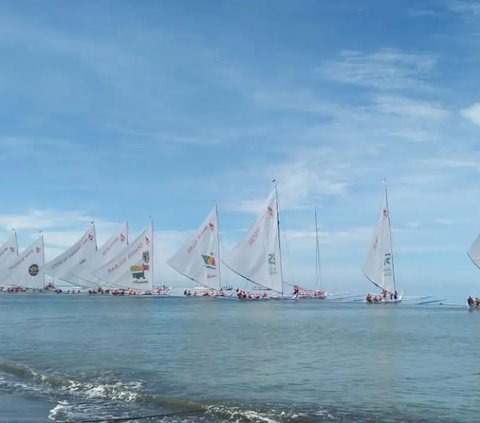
[
  {"x1": 93, "y1": 223, "x2": 154, "y2": 294},
  {"x1": 362, "y1": 180, "x2": 402, "y2": 304},
  {"x1": 167, "y1": 205, "x2": 225, "y2": 296},
  {"x1": 466, "y1": 234, "x2": 480, "y2": 308},
  {"x1": 223, "y1": 184, "x2": 284, "y2": 299},
  {"x1": 0, "y1": 234, "x2": 45, "y2": 290},
  {"x1": 0, "y1": 231, "x2": 18, "y2": 288},
  {"x1": 43, "y1": 223, "x2": 97, "y2": 286},
  {"x1": 291, "y1": 209, "x2": 327, "y2": 300}
]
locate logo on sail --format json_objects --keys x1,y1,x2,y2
[
  {"x1": 202, "y1": 254, "x2": 216, "y2": 269},
  {"x1": 268, "y1": 253, "x2": 277, "y2": 274},
  {"x1": 383, "y1": 253, "x2": 392, "y2": 277},
  {"x1": 28, "y1": 264, "x2": 39, "y2": 277},
  {"x1": 130, "y1": 264, "x2": 148, "y2": 283},
  {"x1": 130, "y1": 251, "x2": 151, "y2": 283}
]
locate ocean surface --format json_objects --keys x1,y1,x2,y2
[{"x1": 0, "y1": 294, "x2": 478, "y2": 423}]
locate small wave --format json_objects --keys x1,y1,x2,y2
[
  {"x1": 206, "y1": 404, "x2": 283, "y2": 423},
  {"x1": 1, "y1": 358, "x2": 336, "y2": 423}
]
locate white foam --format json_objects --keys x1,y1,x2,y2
[{"x1": 206, "y1": 404, "x2": 281, "y2": 423}]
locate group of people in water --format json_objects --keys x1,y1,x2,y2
[
  {"x1": 183, "y1": 289, "x2": 226, "y2": 297},
  {"x1": 365, "y1": 289, "x2": 399, "y2": 303},
  {"x1": 466, "y1": 296, "x2": 480, "y2": 307},
  {"x1": 236, "y1": 288, "x2": 269, "y2": 300},
  {"x1": 292, "y1": 285, "x2": 326, "y2": 299}
]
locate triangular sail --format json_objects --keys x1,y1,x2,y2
[
  {"x1": 69, "y1": 222, "x2": 129, "y2": 287},
  {"x1": 0, "y1": 232, "x2": 18, "y2": 271},
  {"x1": 167, "y1": 207, "x2": 221, "y2": 290},
  {"x1": 362, "y1": 186, "x2": 395, "y2": 293},
  {"x1": 43, "y1": 224, "x2": 97, "y2": 282},
  {"x1": 93, "y1": 224, "x2": 153, "y2": 292},
  {"x1": 468, "y1": 234, "x2": 480, "y2": 269},
  {"x1": 223, "y1": 189, "x2": 283, "y2": 294},
  {"x1": 0, "y1": 236, "x2": 45, "y2": 289}
]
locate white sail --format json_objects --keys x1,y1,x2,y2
[
  {"x1": 69, "y1": 222, "x2": 129, "y2": 287},
  {"x1": 468, "y1": 234, "x2": 480, "y2": 269},
  {"x1": 1, "y1": 236, "x2": 45, "y2": 289},
  {"x1": 223, "y1": 189, "x2": 283, "y2": 294},
  {"x1": 0, "y1": 232, "x2": 18, "y2": 271},
  {"x1": 93, "y1": 223, "x2": 153, "y2": 291},
  {"x1": 43, "y1": 224, "x2": 97, "y2": 282},
  {"x1": 362, "y1": 186, "x2": 395, "y2": 293},
  {"x1": 167, "y1": 207, "x2": 221, "y2": 290}
]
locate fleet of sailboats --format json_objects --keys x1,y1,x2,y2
[{"x1": 0, "y1": 180, "x2": 442, "y2": 303}]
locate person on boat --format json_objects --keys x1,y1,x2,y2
[
  {"x1": 292, "y1": 285, "x2": 300, "y2": 298},
  {"x1": 467, "y1": 296, "x2": 474, "y2": 306},
  {"x1": 394, "y1": 291, "x2": 398, "y2": 300}
]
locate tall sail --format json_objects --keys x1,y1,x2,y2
[
  {"x1": 0, "y1": 231, "x2": 18, "y2": 270},
  {"x1": 0, "y1": 235, "x2": 45, "y2": 289},
  {"x1": 362, "y1": 185, "x2": 395, "y2": 293},
  {"x1": 468, "y1": 234, "x2": 480, "y2": 269},
  {"x1": 167, "y1": 207, "x2": 221, "y2": 290},
  {"x1": 70, "y1": 222, "x2": 129, "y2": 287},
  {"x1": 43, "y1": 224, "x2": 97, "y2": 282},
  {"x1": 93, "y1": 224, "x2": 153, "y2": 291},
  {"x1": 223, "y1": 189, "x2": 283, "y2": 294}
]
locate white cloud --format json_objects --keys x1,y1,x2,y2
[
  {"x1": 0, "y1": 209, "x2": 92, "y2": 231},
  {"x1": 372, "y1": 95, "x2": 450, "y2": 121},
  {"x1": 446, "y1": 0, "x2": 480, "y2": 16},
  {"x1": 317, "y1": 48, "x2": 438, "y2": 91},
  {"x1": 460, "y1": 103, "x2": 480, "y2": 126}
]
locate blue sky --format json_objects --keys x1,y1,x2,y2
[{"x1": 1, "y1": 0, "x2": 480, "y2": 300}]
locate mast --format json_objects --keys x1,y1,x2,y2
[
  {"x1": 13, "y1": 228, "x2": 18, "y2": 257},
  {"x1": 383, "y1": 178, "x2": 396, "y2": 293},
  {"x1": 39, "y1": 231, "x2": 46, "y2": 288},
  {"x1": 150, "y1": 215, "x2": 155, "y2": 290},
  {"x1": 273, "y1": 179, "x2": 284, "y2": 295},
  {"x1": 91, "y1": 221, "x2": 98, "y2": 252},
  {"x1": 314, "y1": 208, "x2": 321, "y2": 291}
]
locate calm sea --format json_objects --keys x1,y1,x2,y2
[{"x1": 0, "y1": 294, "x2": 478, "y2": 423}]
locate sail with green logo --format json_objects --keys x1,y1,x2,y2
[{"x1": 167, "y1": 206, "x2": 222, "y2": 291}]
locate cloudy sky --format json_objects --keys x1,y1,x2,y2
[{"x1": 1, "y1": 0, "x2": 480, "y2": 300}]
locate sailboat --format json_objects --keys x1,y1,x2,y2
[
  {"x1": 92, "y1": 223, "x2": 154, "y2": 294},
  {"x1": 223, "y1": 184, "x2": 284, "y2": 299},
  {"x1": 68, "y1": 222, "x2": 129, "y2": 289},
  {"x1": 0, "y1": 234, "x2": 45, "y2": 291},
  {"x1": 43, "y1": 223, "x2": 97, "y2": 286},
  {"x1": 362, "y1": 180, "x2": 402, "y2": 304},
  {"x1": 293, "y1": 209, "x2": 327, "y2": 300},
  {"x1": 466, "y1": 235, "x2": 480, "y2": 308},
  {"x1": 0, "y1": 231, "x2": 18, "y2": 288},
  {"x1": 167, "y1": 206, "x2": 225, "y2": 297}
]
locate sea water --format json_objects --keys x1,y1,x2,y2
[{"x1": 0, "y1": 294, "x2": 478, "y2": 422}]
